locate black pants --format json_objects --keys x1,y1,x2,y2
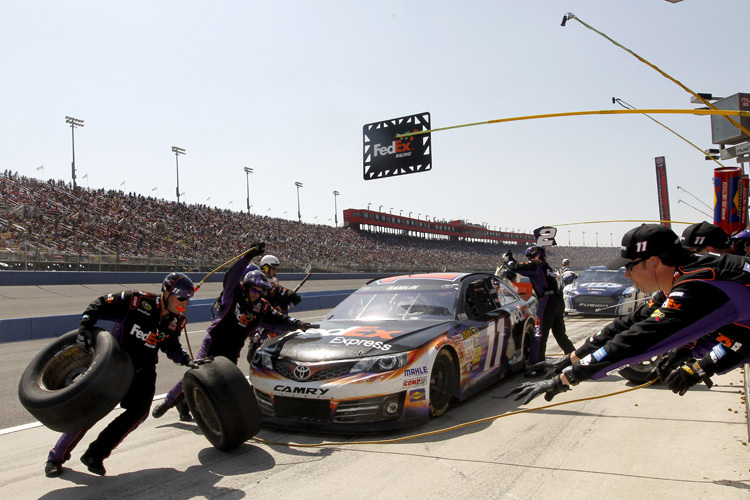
[{"x1": 537, "y1": 294, "x2": 575, "y2": 361}]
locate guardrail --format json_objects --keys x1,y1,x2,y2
[{"x1": 0, "y1": 289, "x2": 355, "y2": 344}]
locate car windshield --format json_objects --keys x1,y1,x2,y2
[
  {"x1": 326, "y1": 287, "x2": 458, "y2": 321},
  {"x1": 577, "y1": 268, "x2": 631, "y2": 285}
]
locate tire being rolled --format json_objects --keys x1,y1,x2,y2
[
  {"x1": 618, "y1": 355, "x2": 663, "y2": 385},
  {"x1": 17, "y1": 328, "x2": 134, "y2": 432},
  {"x1": 182, "y1": 356, "x2": 261, "y2": 451}
]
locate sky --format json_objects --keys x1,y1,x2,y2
[{"x1": 2, "y1": 0, "x2": 748, "y2": 247}]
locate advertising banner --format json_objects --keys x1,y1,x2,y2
[{"x1": 713, "y1": 167, "x2": 743, "y2": 236}]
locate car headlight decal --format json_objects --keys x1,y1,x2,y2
[{"x1": 350, "y1": 352, "x2": 409, "y2": 374}]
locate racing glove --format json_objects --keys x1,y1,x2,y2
[
  {"x1": 288, "y1": 291, "x2": 302, "y2": 306},
  {"x1": 502, "y1": 250, "x2": 514, "y2": 266},
  {"x1": 664, "y1": 359, "x2": 714, "y2": 396},
  {"x1": 655, "y1": 346, "x2": 694, "y2": 382},
  {"x1": 247, "y1": 241, "x2": 266, "y2": 259},
  {"x1": 529, "y1": 354, "x2": 572, "y2": 376},
  {"x1": 510, "y1": 375, "x2": 569, "y2": 405},
  {"x1": 294, "y1": 321, "x2": 320, "y2": 332},
  {"x1": 76, "y1": 327, "x2": 95, "y2": 352}
]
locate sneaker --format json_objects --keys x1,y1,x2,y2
[
  {"x1": 176, "y1": 400, "x2": 193, "y2": 422},
  {"x1": 44, "y1": 460, "x2": 62, "y2": 477},
  {"x1": 80, "y1": 453, "x2": 106, "y2": 476},
  {"x1": 151, "y1": 400, "x2": 170, "y2": 419}
]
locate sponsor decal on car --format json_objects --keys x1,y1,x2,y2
[
  {"x1": 409, "y1": 389, "x2": 426, "y2": 402},
  {"x1": 404, "y1": 366, "x2": 428, "y2": 377},
  {"x1": 274, "y1": 385, "x2": 330, "y2": 396},
  {"x1": 403, "y1": 377, "x2": 427, "y2": 388}
]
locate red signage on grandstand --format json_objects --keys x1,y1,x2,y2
[{"x1": 343, "y1": 209, "x2": 535, "y2": 245}]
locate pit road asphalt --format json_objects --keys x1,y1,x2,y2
[{"x1": 1, "y1": 280, "x2": 748, "y2": 499}]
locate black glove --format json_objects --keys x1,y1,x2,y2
[
  {"x1": 655, "y1": 346, "x2": 693, "y2": 382},
  {"x1": 664, "y1": 360, "x2": 713, "y2": 396},
  {"x1": 502, "y1": 250, "x2": 514, "y2": 266},
  {"x1": 529, "y1": 354, "x2": 572, "y2": 376},
  {"x1": 76, "y1": 327, "x2": 95, "y2": 352},
  {"x1": 247, "y1": 241, "x2": 266, "y2": 259},
  {"x1": 510, "y1": 375, "x2": 569, "y2": 405},
  {"x1": 297, "y1": 322, "x2": 320, "y2": 332},
  {"x1": 289, "y1": 291, "x2": 302, "y2": 306}
]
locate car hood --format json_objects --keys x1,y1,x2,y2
[
  {"x1": 568, "y1": 281, "x2": 632, "y2": 297},
  {"x1": 261, "y1": 319, "x2": 454, "y2": 362}
]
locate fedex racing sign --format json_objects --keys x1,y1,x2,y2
[{"x1": 363, "y1": 112, "x2": 431, "y2": 180}]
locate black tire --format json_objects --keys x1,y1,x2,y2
[
  {"x1": 618, "y1": 355, "x2": 663, "y2": 384},
  {"x1": 17, "y1": 328, "x2": 134, "y2": 432},
  {"x1": 512, "y1": 320, "x2": 536, "y2": 374},
  {"x1": 182, "y1": 356, "x2": 261, "y2": 451},
  {"x1": 429, "y1": 349, "x2": 456, "y2": 418},
  {"x1": 520, "y1": 320, "x2": 536, "y2": 369}
]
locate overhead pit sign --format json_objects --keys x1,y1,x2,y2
[{"x1": 363, "y1": 112, "x2": 431, "y2": 180}]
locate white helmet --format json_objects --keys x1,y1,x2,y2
[
  {"x1": 260, "y1": 255, "x2": 280, "y2": 268},
  {"x1": 562, "y1": 258, "x2": 570, "y2": 266}
]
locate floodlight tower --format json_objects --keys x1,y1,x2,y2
[
  {"x1": 65, "y1": 116, "x2": 84, "y2": 188},
  {"x1": 172, "y1": 146, "x2": 186, "y2": 203}
]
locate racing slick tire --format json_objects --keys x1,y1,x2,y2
[
  {"x1": 429, "y1": 348, "x2": 457, "y2": 418},
  {"x1": 512, "y1": 320, "x2": 536, "y2": 374},
  {"x1": 17, "y1": 328, "x2": 134, "y2": 432},
  {"x1": 618, "y1": 355, "x2": 663, "y2": 385},
  {"x1": 182, "y1": 356, "x2": 261, "y2": 451}
]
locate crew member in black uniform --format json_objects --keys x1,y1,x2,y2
[
  {"x1": 153, "y1": 242, "x2": 317, "y2": 420},
  {"x1": 504, "y1": 246, "x2": 575, "y2": 374},
  {"x1": 511, "y1": 224, "x2": 750, "y2": 404},
  {"x1": 45, "y1": 272, "x2": 197, "y2": 477}
]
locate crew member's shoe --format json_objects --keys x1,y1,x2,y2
[
  {"x1": 80, "y1": 452, "x2": 106, "y2": 476},
  {"x1": 44, "y1": 460, "x2": 63, "y2": 477},
  {"x1": 152, "y1": 400, "x2": 171, "y2": 418},
  {"x1": 176, "y1": 400, "x2": 193, "y2": 422}
]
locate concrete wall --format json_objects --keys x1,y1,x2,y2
[{"x1": 0, "y1": 289, "x2": 356, "y2": 343}]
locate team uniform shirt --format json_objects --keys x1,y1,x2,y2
[
  {"x1": 207, "y1": 255, "x2": 302, "y2": 362},
  {"x1": 567, "y1": 253, "x2": 750, "y2": 382},
  {"x1": 512, "y1": 259, "x2": 560, "y2": 297},
  {"x1": 79, "y1": 290, "x2": 188, "y2": 369}
]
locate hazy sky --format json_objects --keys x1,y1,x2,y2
[{"x1": 2, "y1": 1, "x2": 747, "y2": 247}]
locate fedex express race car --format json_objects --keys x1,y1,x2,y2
[
  {"x1": 249, "y1": 272, "x2": 537, "y2": 432},
  {"x1": 562, "y1": 266, "x2": 647, "y2": 316}
]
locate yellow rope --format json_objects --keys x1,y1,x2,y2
[
  {"x1": 251, "y1": 379, "x2": 657, "y2": 448},
  {"x1": 565, "y1": 13, "x2": 750, "y2": 139},
  {"x1": 396, "y1": 108, "x2": 750, "y2": 138}
]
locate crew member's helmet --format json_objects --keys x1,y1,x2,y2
[
  {"x1": 260, "y1": 255, "x2": 280, "y2": 274},
  {"x1": 524, "y1": 246, "x2": 546, "y2": 259},
  {"x1": 241, "y1": 270, "x2": 272, "y2": 296},
  {"x1": 562, "y1": 258, "x2": 570, "y2": 266},
  {"x1": 162, "y1": 272, "x2": 196, "y2": 299},
  {"x1": 731, "y1": 228, "x2": 750, "y2": 241}
]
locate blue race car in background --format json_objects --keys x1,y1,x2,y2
[{"x1": 562, "y1": 266, "x2": 646, "y2": 316}]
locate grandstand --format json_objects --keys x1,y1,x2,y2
[{"x1": 0, "y1": 171, "x2": 618, "y2": 273}]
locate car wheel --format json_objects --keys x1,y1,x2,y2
[
  {"x1": 512, "y1": 320, "x2": 536, "y2": 374},
  {"x1": 429, "y1": 349, "x2": 456, "y2": 418},
  {"x1": 17, "y1": 328, "x2": 134, "y2": 432},
  {"x1": 618, "y1": 355, "x2": 663, "y2": 384},
  {"x1": 521, "y1": 320, "x2": 536, "y2": 369},
  {"x1": 182, "y1": 356, "x2": 261, "y2": 451}
]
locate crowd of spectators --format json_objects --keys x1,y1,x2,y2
[{"x1": 1, "y1": 171, "x2": 618, "y2": 272}]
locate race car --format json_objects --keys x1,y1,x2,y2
[
  {"x1": 562, "y1": 265, "x2": 646, "y2": 316},
  {"x1": 249, "y1": 272, "x2": 538, "y2": 432}
]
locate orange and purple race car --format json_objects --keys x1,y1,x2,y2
[{"x1": 249, "y1": 272, "x2": 537, "y2": 432}]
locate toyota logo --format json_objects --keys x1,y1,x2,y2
[{"x1": 293, "y1": 365, "x2": 312, "y2": 380}]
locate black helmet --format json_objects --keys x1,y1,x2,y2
[{"x1": 162, "y1": 272, "x2": 195, "y2": 299}]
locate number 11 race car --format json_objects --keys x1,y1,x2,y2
[{"x1": 249, "y1": 272, "x2": 537, "y2": 432}]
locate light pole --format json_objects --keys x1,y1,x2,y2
[
  {"x1": 171, "y1": 146, "x2": 186, "y2": 203},
  {"x1": 65, "y1": 116, "x2": 84, "y2": 189},
  {"x1": 333, "y1": 190, "x2": 339, "y2": 227},
  {"x1": 379, "y1": 205, "x2": 383, "y2": 212},
  {"x1": 295, "y1": 181, "x2": 303, "y2": 222},
  {"x1": 582, "y1": 231, "x2": 586, "y2": 246},
  {"x1": 244, "y1": 167, "x2": 253, "y2": 213}
]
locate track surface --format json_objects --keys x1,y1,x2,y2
[{"x1": 1, "y1": 281, "x2": 748, "y2": 499}]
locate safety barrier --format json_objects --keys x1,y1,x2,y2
[{"x1": 0, "y1": 289, "x2": 355, "y2": 344}]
